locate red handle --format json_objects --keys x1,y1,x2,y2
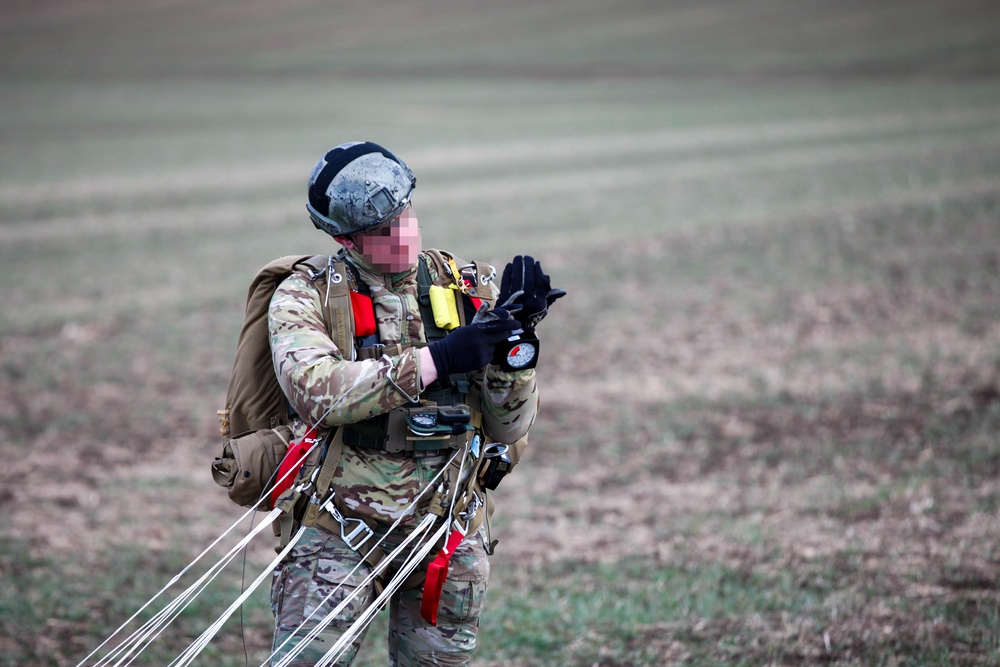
[
  {"x1": 270, "y1": 427, "x2": 318, "y2": 508},
  {"x1": 420, "y1": 528, "x2": 466, "y2": 625}
]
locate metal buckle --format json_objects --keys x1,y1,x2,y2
[
  {"x1": 338, "y1": 514, "x2": 375, "y2": 551},
  {"x1": 321, "y1": 496, "x2": 375, "y2": 552},
  {"x1": 454, "y1": 493, "x2": 481, "y2": 536}
]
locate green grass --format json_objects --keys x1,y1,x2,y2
[
  {"x1": 478, "y1": 557, "x2": 821, "y2": 664},
  {"x1": 474, "y1": 554, "x2": 1000, "y2": 666},
  {"x1": 0, "y1": 538, "x2": 276, "y2": 667}
]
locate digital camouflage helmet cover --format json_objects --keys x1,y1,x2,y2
[{"x1": 306, "y1": 141, "x2": 417, "y2": 237}]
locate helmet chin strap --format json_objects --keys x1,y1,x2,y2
[{"x1": 333, "y1": 234, "x2": 358, "y2": 251}]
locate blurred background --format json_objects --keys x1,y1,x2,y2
[{"x1": 1, "y1": 1, "x2": 999, "y2": 665}]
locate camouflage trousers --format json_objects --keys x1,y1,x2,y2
[{"x1": 270, "y1": 523, "x2": 491, "y2": 667}]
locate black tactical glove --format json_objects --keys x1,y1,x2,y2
[
  {"x1": 428, "y1": 306, "x2": 520, "y2": 376},
  {"x1": 497, "y1": 255, "x2": 567, "y2": 329}
]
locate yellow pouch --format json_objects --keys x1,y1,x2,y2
[{"x1": 429, "y1": 284, "x2": 461, "y2": 330}]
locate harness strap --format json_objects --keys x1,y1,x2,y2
[
  {"x1": 356, "y1": 343, "x2": 404, "y2": 360},
  {"x1": 418, "y1": 257, "x2": 449, "y2": 342},
  {"x1": 327, "y1": 258, "x2": 354, "y2": 360},
  {"x1": 294, "y1": 255, "x2": 354, "y2": 361},
  {"x1": 301, "y1": 427, "x2": 345, "y2": 529},
  {"x1": 302, "y1": 426, "x2": 398, "y2": 593}
]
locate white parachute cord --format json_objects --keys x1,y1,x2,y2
[
  {"x1": 78, "y1": 413, "x2": 331, "y2": 667},
  {"x1": 316, "y1": 517, "x2": 451, "y2": 667},
  {"x1": 266, "y1": 446, "x2": 464, "y2": 667},
  {"x1": 76, "y1": 494, "x2": 289, "y2": 667},
  {"x1": 164, "y1": 361, "x2": 398, "y2": 666},
  {"x1": 276, "y1": 513, "x2": 439, "y2": 667},
  {"x1": 97, "y1": 508, "x2": 284, "y2": 667},
  {"x1": 446, "y1": 440, "x2": 470, "y2": 521},
  {"x1": 108, "y1": 367, "x2": 367, "y2": 661},
  {"x1": 138, "y1": 408, "x2": 329, "y2": 667},
  {"x1": 85, "y1": 434, "x2": 319, "y2": 667},
  {"x1": 83, "y1": 398, "x2": 335, "y2": 667},
  {"x1": 121, "y1": 509, "x2": 284, "y2": 667},
  {"x1": 317, "y1": 518, "x2": 448, "y2": 667},
  {"x1": 314, "y1": 441, "x2": 472, "y2": 667},
  {"x1": 249, "y1": 356, "x2": 394, "y2": 519},
  {"x1": 82, "y1": 507, "x2": 282, "y2": 667},
  {"x1": 169, "y1": 524, "x2": 308, "y2": 667}
]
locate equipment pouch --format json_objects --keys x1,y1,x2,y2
[
  {"x1": 350, "y1": 290, "x2": 377, "y2": 338},
  {"x1": 478, "y1": 443, "x2": 513, "y2": 490},
  {"x1": 385, "y1": 404, "x2": 472, "y2": 455},
  {"x1": 211, "y1": 425, "x2": 293, "y2": 509},
  {"x1": 428, "y1": 285, "x2": 460, "y2": 331}
]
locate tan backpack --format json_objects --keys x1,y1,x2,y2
[{"x1": 211, "y1": 254, "x2": 350, "y2": 509}]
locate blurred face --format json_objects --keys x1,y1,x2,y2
[{"x1": 355, "y1": 206, "x2": 421, "y2": 273}]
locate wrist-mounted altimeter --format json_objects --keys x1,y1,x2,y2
[{"x1": 492, "y1": 328, "x2": 539, "y2": 371}]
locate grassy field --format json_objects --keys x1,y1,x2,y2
[{"x1": 2, "y1": 1, "x2": 1000, "y2": 665}]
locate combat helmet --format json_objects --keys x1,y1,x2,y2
[{"x1": 306, "y1": 141, "x2": 416, "y2": 237}]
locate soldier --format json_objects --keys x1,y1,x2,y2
[{"x1": 267, "y1": 141, "x2": 563, "y2": 666}]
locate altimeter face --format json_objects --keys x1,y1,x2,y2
[{"x1": 505, "y1": 342, "x2": 537, "y2": 369}]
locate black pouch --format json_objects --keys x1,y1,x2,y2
[
  {"x1": 385, "y1": 403, "x2": 472, "y2": 455},
  {"x1": 478, "y1": 443, "x2": 513, "y2": 490}
]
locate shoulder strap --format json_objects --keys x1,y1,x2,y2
[
  {"x1": 295, "y1": 254, "x2": 354, "y2": 360},
  {"x1": 418, "y1": 249, "x2": 497, "y2": 329},
  {"x1": 417, "y1": 254, "x2": 449, "y2": 342}
]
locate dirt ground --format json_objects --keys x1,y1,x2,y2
[{"x1": 3, "y1": 217, "x2": 998, "y2": 664}]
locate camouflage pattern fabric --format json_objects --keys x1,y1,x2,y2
[
  {"x1": 268, "y1": 258, "x2": 423, "y2": 428},
  {"x1": 347, "y1": 250, "x2": 424, "y2": 347},
  {"x1": 270, "y1": 526, "x2": 375, "y2": 666},
  {"x1": 271, "y1": 525, "x2": 491, "y2": 667},
  {"x1": 268, "y1": 248, "x2": 538, "y2": 528},
  {"x1": 267, "y1": 247, "x2": 536, "y2": 663},
  {"x1": 386, "y1": 527, "x2": 490, "y2": 667}
]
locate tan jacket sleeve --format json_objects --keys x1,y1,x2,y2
[{"x1": 478, "y1": 366, "x2": 538, "y2": 443}]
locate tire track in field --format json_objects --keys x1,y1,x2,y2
[
  {"x1": 3, "y1": 160, "x2": 998, "y2": 250},
  {"x1": 2, "y1": 131, "x2": 999, "y2": 245},
  {"x1": 2, "y1": 105, "x2": 998, "y2": 219}
]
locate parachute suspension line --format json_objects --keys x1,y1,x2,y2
[
  {"x1": 169, "y1": 524, "x2": 308, "y2": 667},
  {"x1": 77, "y1": 499, "x2": 271, "y2": 667},
  {"x1": 122, "y1": 510, "x2": 284, "y2": 667},
  {"x1": 153, "y1": 379, "x2": 372, "y2": 666},
  {"x1": 316, "y1": 518, "x2": 451, "y2": 667},
  {"x1": 77, "y1": 362, "x2": 408, "y2": 667},
  {"x1": 78, "y1": 386, "x2": 348, "y2": 667},
  {"x1": 310, "y1": 442, "x2": 474, "y2": 667},
  {"x1": 81, "y1": 428, "x2": 326, "y2": 667},
  {"x1": 266, "y1": 446, "x2": 466, "y2": 667},
  {"x1": 273, "y1": 514, "x2": 439, "y2": 667},
  {"x1": 79, "y1": 505, "x2": 283, "y2": 667},
  {"x1": 87, "y1": 508, "x2": 284, "y2": 667}
]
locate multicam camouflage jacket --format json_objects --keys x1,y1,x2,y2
[{"x1": 268, "y1": 247, "x2": 538, "y2": 529}]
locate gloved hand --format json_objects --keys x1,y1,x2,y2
[
  {"x1": 428, "y1": 305, "x2": 520, "y2": 376},
  {"x1": 497, "y1": 255, "x2": 567, "y2": 329}
]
